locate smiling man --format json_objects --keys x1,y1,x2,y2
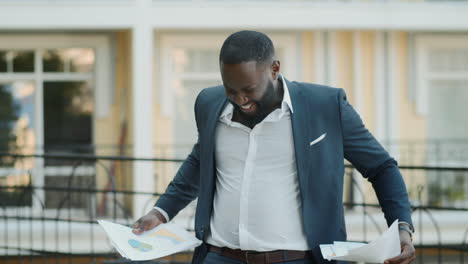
[
  {"x1": 132, "y1": 30, "x2": 416, "y2": 264},
  {"x1": 222, "y1": 59, "x2": 283, "y2": 128}
]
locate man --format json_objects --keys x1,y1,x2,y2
[{"x1": 133, "y1": 30, "x2": 416, "y2": 264}]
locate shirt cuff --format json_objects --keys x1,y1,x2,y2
[
  {"x1": 153, "y1": 206, "x2": 170, "y2": 223},
  {"x1": 398, "y1": 221, "x2": 414, "y2": 233}
]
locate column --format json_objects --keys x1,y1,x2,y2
[{"x1": 132, "y1": 0, "x2": 155, "y2": 219}]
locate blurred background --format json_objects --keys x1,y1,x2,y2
[{"x1": 0, "y1": 0, "x2": 467, "y2": 263}]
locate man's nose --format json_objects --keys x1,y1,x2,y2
[{"x1": 233, "y1": 94, "x2": 249, "y2": 106}]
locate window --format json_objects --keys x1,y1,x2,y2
[
  {"x1": 158, "y1": 33, "x2": 299, "y2": 159},
  {"x1": 0, "y1": 35, "x2": 111, "y2": 212},
  {"x1": 0, "y1": 80, "x2": 35, "y2": 206},
  {"x1": 415, "y1": 35, "x2": 468, "y2": 207}
]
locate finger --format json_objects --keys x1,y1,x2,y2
[
  {"x1": 384, "y1": 253, "x2": 407, "y2": 264},
  {"x1": 401, "y1": 248, "x2": 416, "y2": 264},
  {"x1": 132, "y1": 220, "x2": 140, "y2": 229},
  {"x1": 131, "y1": 220, "x2": 144, "y2": 234},
  {"x1": 140, "y1": 219, "x2": 157, "y2": 233},
  {"x1": 140, "y1": 220, "x2": 151, "y2": 231},
  {"x1": 401, "y1": 244, "x2": 416, "y2": 258},
  {"x1": 401, "y1": 258, "x2": 415, "y2": 264},
  {"x1": 132, "y1": 227, "x2": 143, "y2": 234},
  {"x1": 385, "y1": 250, "x2": 414, "y2": 264},
  {"x1": 132, "y1": 224, "x2": 147, "y2": 235},
  {"x1": 400, "y1": 255, "x2": 416, "y2": 264}
]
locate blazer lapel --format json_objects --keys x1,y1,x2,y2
[
  {"x1": 199, "y1": 92, "x2": 227, "y2": 225},
  {"x1": 195, "y1": 88, "x2": 227, "y2": 242},
  {"x1": 288, "y1": 80, "x2": 311, "y2": 190},
  {"x1": 288, "y1": 79, "x2": 333, "y2": 253},
  {"x1": 204, "y1": 96, "x2": 228, "y2": 155}
]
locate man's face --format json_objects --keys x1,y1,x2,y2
[{"x1": 220, "y1": 61, "x2": 277, "y2": 123}]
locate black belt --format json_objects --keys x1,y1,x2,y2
[{"x1": 208, "y1": 244, "x2": 313, "y2": 264}]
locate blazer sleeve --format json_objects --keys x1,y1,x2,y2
[
  {"x1": 154, "y1": 94, "x2": 203, "y2": 220},
  {"x1": 337, "y1": 88, "x2": 413, "y2": 228}
]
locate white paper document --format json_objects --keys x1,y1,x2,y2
[
  {"x1": 98, "y1": 220, "x2": 202, "y2": 261},
  {"x1": 320, "y1": 220, "x2": 400, "y2": 263}
]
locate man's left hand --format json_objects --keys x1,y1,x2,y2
[{"x1": 383, "y1": 230, "x2": 416, "y2": 264}]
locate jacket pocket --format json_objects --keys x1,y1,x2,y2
[{"x1": 309, "y1": 133, "x2": 327, "y2": 146}]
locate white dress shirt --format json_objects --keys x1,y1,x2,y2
[
  {"x1": 155, "y1": 76, "x2": 309, "y2": 251},
  {"x1": 206, "y1": 76, "x2": 309, "y2": 251}
]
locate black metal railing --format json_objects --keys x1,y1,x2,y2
[
  {"x1": 0, "y1": 152, "x2": 467, "y2": 264},
  {"x1": 3, "y1": 139, "x2": 468, "y2": 165}
]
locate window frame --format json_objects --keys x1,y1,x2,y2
[
  {"x1": 414, "y1": 34, "x2": 468, "y2": 171},
  {"x1": 414, "y1": 34, "x2": 468, "y2": 116},
  {"x1": 0, "y1": 34, "x2": 112, "y2": 214},
  {"x1": 157, "y1": 32, "x2": 300, "y2": 118}
]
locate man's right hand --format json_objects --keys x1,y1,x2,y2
[{"x1": 132, "y1": 208, "x2": 167, "y2": 235}]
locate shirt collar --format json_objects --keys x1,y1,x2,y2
[
  {"x1": 219, "y1": 74, "x2": 293, "y2": 121},
  {"x1": 280, "y1": 74, "x2": 294, "y2": 114}
]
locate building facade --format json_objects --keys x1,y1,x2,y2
[{"x1": 1, "y1": 0, "x2": 468, "y2": 260}]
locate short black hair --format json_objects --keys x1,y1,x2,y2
[{"x1": 219, "y1": 30, "x2": 275, "y2": 64}]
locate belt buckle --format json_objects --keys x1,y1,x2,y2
[{"x1": 245, "y1": 250, "x2": 262, "y2": 264}]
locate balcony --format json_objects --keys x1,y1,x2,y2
[{"x1": 0, "y1": 151, "x2": 467, "y2": 263}]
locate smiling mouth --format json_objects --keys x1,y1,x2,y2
[{"x1": 240, "y1": 103, "x2": 254, "y2": 112}]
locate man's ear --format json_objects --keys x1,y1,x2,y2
[{"x1": 271, "y1": 60, "x2": 281, "y2": 80}]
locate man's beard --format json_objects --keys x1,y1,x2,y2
[{"x1": 230, "y1": 80, "x2": 277, "y2": 127}]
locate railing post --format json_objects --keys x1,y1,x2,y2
[{"x1": 418, "y1": 185, "x2": 423, "y2": 264}]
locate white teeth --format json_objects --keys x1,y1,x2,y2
[{"x1": 241, "y1": 104, "x2": 252, "y2": 109}]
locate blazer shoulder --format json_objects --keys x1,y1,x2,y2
[
  {"x1": 290, "y1": 81, "x2": 343, "y2": 105},
  {"x1": 293, "y1": 81, "x2": 341, "y2": 94},
  {"x1": 195, "y1": 85, "x2": 225, "y2": 107}
]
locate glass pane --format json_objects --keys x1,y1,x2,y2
[
  {"x1": 0, "y1": 81, "x2": 36, "y2": 207},
  {"x1": 198, "y1": 49, "x2": 219, "y2": 72},
  {"x1": 43, "y1": 50, "x2": 65, "y2": 72},
  {"x1": 428, "y1": 48, "x2": 468, "y2": 72},
  {"x1": 453, "y1": 49, "x2": 468, "y2": 71},
  {"x1": 427, "y1": 80, "x2": 468, "y2": 166},
  {"x1": 171, "y1": 47, "x2": 287, "y2": 74},
  {"x1": 173, "y1": 48, "x2": 219, "y2": 73},
  {"x1": 44, "y1": 175, "x2": 94, "y2": 209},
  {"x1": 0, "y1": 51, "x2": 7, "y2": 72},
  {"x1": 43, "y1": 48, "x2": 95, "y2": 73},
  {"x1": 0, "y1": 81, "x2": 36, "y2": 152},
  {"x1": 12, "y1": 51, "x2": 34, "y2": 72},
  {"x1": 428, "y1": 80, "x2": 468, "y2": 141},
  {"x1": 69, "y1": 48, "x2": 95, "y2": 72},
  {"x1": 427, "y1": 169, "x2": 468, "y2": 207},
  {"x1": 43, "y1": 81, "x2": 94, "y2": 161},
  {"x1": 43, "y1": 81, "x2": 94, "y2": 209}
]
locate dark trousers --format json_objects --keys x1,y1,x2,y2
[{"x1": 202, "y1": 251, "x2": 316, "y2": 264}]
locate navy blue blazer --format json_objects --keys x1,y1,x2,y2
[{"x1": 155, "y1": 79, "x2": 413, "y2": 264}]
